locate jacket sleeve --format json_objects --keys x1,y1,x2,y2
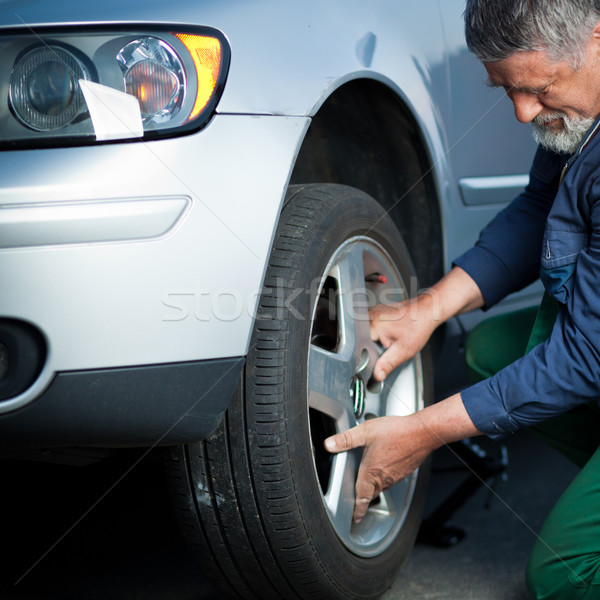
[
  {"x1": 453, "y1": 146, "x2": 565, "y2": 308},
  {"x1": 462, "y1": 173, "x2": 600, "y2": 439}
]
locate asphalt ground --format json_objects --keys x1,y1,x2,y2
[{"x1": 0, "y1": 427, "x2": 577, "y2": 600}]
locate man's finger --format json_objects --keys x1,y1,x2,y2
[
  {"x1": 353, "y1": 495, "x2": 372, "y2": 523},
  {"x1": 354, "y1": 471, "x2": 378, "y2": 523},
  {"x1": 324, "y1": 424, "x2": 367, "y2": 454}
]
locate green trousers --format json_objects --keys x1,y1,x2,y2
[{"x1": 465, "y1": 296, "x2": 600, "y2": 599}]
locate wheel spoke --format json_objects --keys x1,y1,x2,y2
[
  {"x1": 375, "y1": 475, "x2": 414, "y2": 521},
  {"x1": 332, "y1": 243, "x2": 379, "y2": 379},
  {"x1": 363, "y1": 388, "x2": 383, "y2": 419},
  {"x1": 381, "y1": 359, "x2": 421, "y2": 417},
  {"x1": 324, "y1": 448, "x2": 361, "y2": 538},
  {"x1": 308, "y1": 344, "x2": 355, "y2": 425}
]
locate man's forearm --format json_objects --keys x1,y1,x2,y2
[{"x1": 421, "y1": 265, "x2": 485, "y2": 327}]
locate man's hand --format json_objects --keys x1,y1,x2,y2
[
  {"x1": 324, "y1": 415, "x2": 438, "y2": 523},
  {"x1": 370, "y1": 297, "x2": 437, "y2": 381},
  {"x1": 370, "y1": 267, "x2": 485, "y2": 381},
  {"x1": 324, "y1": 394, "x2": 482, "y2": 523}
]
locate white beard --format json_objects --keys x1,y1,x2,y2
[{"x1": 532, "y1": 112, "x2": 595, "y2": 155}]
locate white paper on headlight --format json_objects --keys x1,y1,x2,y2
[{"x1": 79, "y1": 80, "x2": 144, "y2": 141}]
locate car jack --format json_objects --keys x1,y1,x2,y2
[{"x1": 417, "y1": 439, "x2": 508, "y2": 547}]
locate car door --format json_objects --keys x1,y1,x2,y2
[{"x1": 436, "y1": 0, "x2": 540, "y2": 305}]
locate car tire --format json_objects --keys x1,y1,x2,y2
[{"x1": 165, "y1": 184, "x2": 433, "y2": 600}]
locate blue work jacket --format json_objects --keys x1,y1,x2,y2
[{"x1": 454, "y1": 118, "x2": 600, "y2": 439}]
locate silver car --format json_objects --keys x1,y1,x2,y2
[{"x1": 0, "y1": 1, "x2": 537, "y2": 598}]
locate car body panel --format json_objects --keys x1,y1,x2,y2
[{"x1": 0, "y1": 1, "x2": 538, "y2": 431}]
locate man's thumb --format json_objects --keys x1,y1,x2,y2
[
  {"x1": 373, "y1": 345, "x2": 406, "y2": 381},
  {"x1": 324, "y1": 426, "x2": 364, "y2": 454}
]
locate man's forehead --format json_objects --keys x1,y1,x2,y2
[{"x1": 483, "y1": 50, "x2": 565, "y2": 89}]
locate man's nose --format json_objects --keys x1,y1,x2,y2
[{"x1": 510, "y1": 91, "x2": 544, "y2": 123}]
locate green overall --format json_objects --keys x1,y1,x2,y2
[{"x1": 465, "y1": 294, "x2": 600, "y2": 599}]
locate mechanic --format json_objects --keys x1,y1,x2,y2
[{"x1": 324, "y1": 1, "x2": 600, "y2": 597}]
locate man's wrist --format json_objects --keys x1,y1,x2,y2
[
  {"x1": 428, "y1": 266, "x2": 485, "y2": 322},
  {"x1": 411, "y1": 292, "x2": 443, "y2": 333},
  {"x1": 411, "y1": 393, "x2": 482, "y2": 449}
]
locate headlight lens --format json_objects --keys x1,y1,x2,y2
[
  {"x1": 10, "y1": 46, "x2": 90, "y2": 131},
  {"x1": 116, "y1": 37, "x2": 185, "y2": 124},
  {"x1": 1, "y1": 25, "x2": 230, "y2": 148}
]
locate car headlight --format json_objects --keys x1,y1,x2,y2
[{"x1": 1, "y1": 25, "x2": 230, "y2": 148}]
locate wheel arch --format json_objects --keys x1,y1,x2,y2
[{"x1": 290, "y1": 78, "x2": 444, "y2": 292}]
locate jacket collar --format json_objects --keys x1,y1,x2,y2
[{"x1": 559, "y1": 115, "x2": 600, "y2": 184}]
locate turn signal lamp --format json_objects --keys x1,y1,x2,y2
[{"x1": 175, "y1": 33, "x2": 222, "y2": 120}]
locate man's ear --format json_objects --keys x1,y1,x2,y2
[{"x1": 588, "y1": 20, "x2": 600, "y2": 60}]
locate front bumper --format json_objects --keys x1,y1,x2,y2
[{"x1": 0, "y1": 114, "x2": 309, "y2": 420}]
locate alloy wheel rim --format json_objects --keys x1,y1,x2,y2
[{"x1": 307, "y1": 236, "x2": 424, "y2": 557}]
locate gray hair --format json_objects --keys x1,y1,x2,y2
[{"x1": 464, "y1": 0, "x2": 600, "y2": 68}]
